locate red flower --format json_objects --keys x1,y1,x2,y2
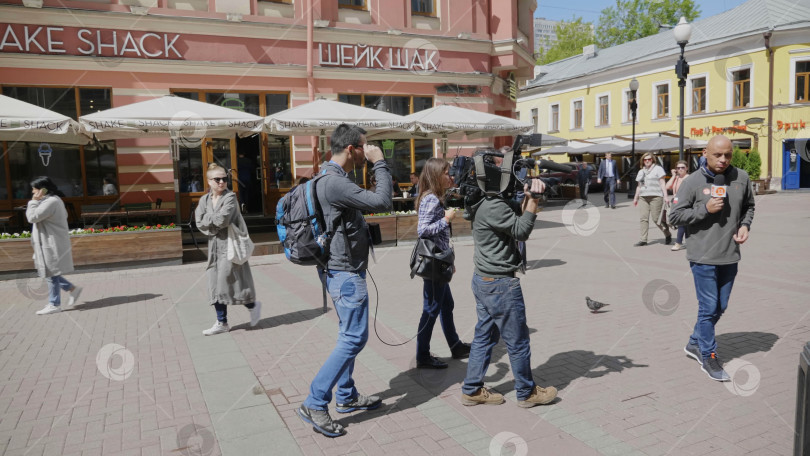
[{"x1": 156, "y1": 224, "x2": 162, "y2": 228}]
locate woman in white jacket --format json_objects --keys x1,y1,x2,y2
[{"x1": 26, "y1": 176, "x2": 82, "y2": 315}]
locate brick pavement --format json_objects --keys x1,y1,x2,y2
[{"x1": 1, "y1": 192, "x2": 808, "y2": 455}]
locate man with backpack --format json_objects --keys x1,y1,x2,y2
[{"x1": 297, "y1": 124, "x2": 392, "y2": 438}]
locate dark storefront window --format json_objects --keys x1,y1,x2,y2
[
  {"x1": 266, "y1": 94, "x2": 292, "y2": 188},
  {"x1": 8, "y1": 142, "x2": 83, "y2": 197},
  {"x1": 84, "y1": 141, "x2": 118, "y2": 196},
  {"x1": 1, "y1": 86, "x2": 117, "y2": 202},
  {"x1": 179, "y1": 144, "x2": 204, "y2": 193}
]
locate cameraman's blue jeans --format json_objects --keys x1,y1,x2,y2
[
  {"x1": 416, "y1": 279, "x2": 461, "y2": 363},
  {"x1": 303, "y1": 270, "x2": 368, "y2": 411},
  {"x1": 462, "y1": 274, "x2": 535, "y2": 401},
  {"x1": 688, "y1": 262, "x2": 738, "y2": 359}
]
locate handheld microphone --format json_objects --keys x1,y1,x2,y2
[
  {"x1": 529, "y1": 159, "x2": 578, "y2": 174},
  {"x1": 711, "y1": 174, "x2": 727, "y2": 198}
]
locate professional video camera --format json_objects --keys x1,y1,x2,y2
[{"x1": 447, "y1": 134, "x2": 575, "y2": 210}]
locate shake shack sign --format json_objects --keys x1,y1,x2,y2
[{"x1": 0, "y1": 23, "x2": 183, "y2": 59}]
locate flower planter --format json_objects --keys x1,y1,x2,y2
[
  {"x1": 0, "y1": 228, "x2": 182, "y2": 274},
  {"x1": 396, "y1": 214, "x2": 419, "y2": 242},
  {"x1": 363, "y1": 215, "x2": 397, "y2": 242}
]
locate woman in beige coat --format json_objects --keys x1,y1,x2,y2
[
  {"x1": 26, "y1": 176, "x2": 82, "y2": 315},
  {"x1": 195, "y1": 163, "x2": 261, "y2": 335}
]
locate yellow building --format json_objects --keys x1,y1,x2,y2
[{"x1": 519, "y1": 0, "x2": 810, "y2": 190}]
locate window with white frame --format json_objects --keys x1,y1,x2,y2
[
  {"x1": 624, "y1": 89, "x2": 639, "y2": 123},
  {"x1": 571, "y1": 99, "x2": 583, "y2": 129},
  {"x1": 796, "y1": 60, "x2": 809, "y2": 103},
  {"x1": 655, "y1": 83, "x2": 669, "y2": 118},
  {"x1": 691, "y1": 76, "x2": 707, "y2": 114},
  {"x1": 530, "y1": 108, "x2": 538, "y2": 130},
  {"x1": 550, "y1": 104, "x2": 559, "y2": 131},
  {"x1": 339, "y1": 0, "x2": 366, "y2": 9},
  {"x1": 597, "y1": 95, "x2": 609, "y2": 126},
  {"x1": 412, "y1": 0, "x2": 434, "y2": 16},
  {"x1": 732, "y1": 68, "x2": 750, "y2": 109}
]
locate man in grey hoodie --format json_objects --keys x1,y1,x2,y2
[
  {"x1": 297, "y1": 124, "x2": 392, "y2": 437},
  {"x1": 669, "y1": 135, "x2": 755, "y2": 382}
]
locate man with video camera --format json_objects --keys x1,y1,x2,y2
[{"x1": 460, "y1": 159, "x2": 558, "y2": 408}]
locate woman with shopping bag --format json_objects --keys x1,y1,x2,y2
[{"x1": 195, "y1": 163, "x2": 261, "y2": 335}]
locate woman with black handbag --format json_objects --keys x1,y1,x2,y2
[{"x1": 414, "y1": 158, "x2": 470, "y2": 369}]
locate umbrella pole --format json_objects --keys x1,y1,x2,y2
[
  {"x1": 171, "y1": 139, "x2": 182, "y2": 225},
  {"x1": 441, "y1": 135, "x2": 448, "y2": 161}
]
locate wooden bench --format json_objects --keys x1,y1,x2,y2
[
  {"x1": 81, "y1": 204, "x2": 125, "y2": 227},
  {"x1": 124, "y1": 203, "x2": 174, "y2": 226},
  {"x1": 0, "y1": 214, "x2": 12, "y2": 233}
]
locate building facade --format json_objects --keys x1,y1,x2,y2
[
  {"x1": 0, "y1": 0, "x2": 536, "y2": 220},
  {"x1": 518, "y1": 0, "x2": 810, "y2": 191},
  {"x1": 533, "y1": 17, "x2": 558, "y2": 54}
]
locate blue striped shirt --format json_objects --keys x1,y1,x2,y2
[{"x1": 417, "y1": 193, "x2": 450, "y2": 250}]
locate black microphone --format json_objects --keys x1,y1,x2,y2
[
  {"x1": 711, "y1": 174, "x2": 727, "y2": 198},
  {"x1": 535, "y1": 159, "x2": 577, "y2": 174}
]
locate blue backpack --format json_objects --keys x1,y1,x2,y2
[{"x1": 275, "y1": 173, "x2": 339, "y2": 267}]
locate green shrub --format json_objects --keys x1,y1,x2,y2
[
  {"x1": 730, "y1": 146, "x2": 748, "y2": 171},
  {"x1": 746, "y1": 148, "x2": 762, "y2": 179}
]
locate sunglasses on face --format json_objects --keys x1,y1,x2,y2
[
  {"x1": 209, "y1": 177, "x2": 227, "y2": 183},
  {"x1": 677, "y1": 167, "x2": 687, "y2": 169},
  {"x1": 643, "y1": 158, "x2": 653, "y2": 161}
]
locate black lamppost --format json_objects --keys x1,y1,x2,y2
[
  {"x1": 674, "y1": 17, "x2": 693, "y2": 162},
  {"x1": 628, "y1": 78, "x2": 639, "y2": 197}
]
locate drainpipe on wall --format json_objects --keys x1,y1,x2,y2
[
  {"x1": 306, "y1": 0, "x2": 318, "y2": 174},
  {"x1": 764, "y1": 31, "x2": 774, "y2": 184}
]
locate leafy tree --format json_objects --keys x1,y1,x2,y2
[
  {"x1": 535, "y1": 17, "x2": 595, "y2": 65},
  {"x1": 596, "y1": 0, "x2": 701, "y2": 48},
  {"x1": 730, "y1": 146, "x2": 748, "y2": 170},
  {"x1": 746, "y1": 148, "x2": 762, "y2": 179}
]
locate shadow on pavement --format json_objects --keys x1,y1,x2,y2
[
  {"x1": 231, "y1": 307, "x2": 328, "y2": 331},
  {"x1": 77, "y1": 293, "x2": 162, "y2": 310},
  {"x1": 493, "y1": 349, "x2": 648, "y2": 393},
  {"x1": 716, "y1": 331, "x2": 778, "y2": 360},
  {"x1": 526, "y1": 258, "x2": 566, "y2": 270}
]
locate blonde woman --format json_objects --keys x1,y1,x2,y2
[
  {"x1": 666, "y1": 160, "x2": 690, "y2": 251},
  {"x1": 633, "y1": 153, "x2": 671, "y2": 246},
  {"x1": 195, "y1": 163, "x2": 261, "y2": 335},
  {"x1": 415, "y1": 158, "x2": 470, "y2": 369}
]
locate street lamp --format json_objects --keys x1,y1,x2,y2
[
  {"x1": 673, "y1": 16, "x2": 692, "y2": 162},
  {"x1": 628, "y1": 78, "x2": 639, "y2": 198}
]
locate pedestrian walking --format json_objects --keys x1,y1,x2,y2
[
  {"x1": 633, "y1": 153, "x2": 671, "y2": 246},
  {"x1": 597, "y1": 152, "x2": 617, "y2": 208},
  {"x1": 297, "y1": 124, "x2": 392, "y2": 438},
  {"x1": 27, "y1": 176, "x2": 82, "y2": 315},
  {"x1": 666, "y1": 160, "x2": 690, "y2": 251},
  {"x1": 195, "y1": 163, "x2": 261, "y2": 336},
  {"x1": 461, "y1": 173, "x2": 557, "y2": 408},
  {"x1": 414, "y1": 158, "x2": 471, "y2": 370},
  {"x1": 577, "y1": 161, "x2": 592, "y2": 206},
  {"x1": 669, "y1": 135, "x2": 755, "y2": 381}
]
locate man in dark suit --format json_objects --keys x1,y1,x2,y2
[
  {"x1": 597, "y1": 152, "x2": 617, "y2": 209},
  {"x1": 577, "y1": 161, "x2": 592, "y2": 207}
]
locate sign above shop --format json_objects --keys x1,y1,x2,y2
[
  {"x1": 691, "y1": 125, "x2": 749, "y2": 137},
  {"x1": 318, "y1": 42, "x2": 439, "y2": 72},
  {"x1": 776, "y1": 120, "x2": 806, "y2": 131},
  {"x1": 0, "y1": 23, "x2": 183, "y2": 59}
]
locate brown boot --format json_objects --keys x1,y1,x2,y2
[
  {"x1": 517, "y1": 385, "x2": 557, "y2": 408},
  {"x1": 461, "y1": 388, "x2": 505, "y2": 406}
]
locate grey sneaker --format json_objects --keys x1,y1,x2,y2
[
  {"x1": 297, "y1": 405, "x2": 345, "y2": 437},
  {"x1": 684, "y1": 343, "x2": 702, "y2": 365},
  {"x1": 336, "y1": 394, "x2": 382, "y2": 413},
  {"x1": 701, "y1": 353, "x2": 730, "y2": 382}
]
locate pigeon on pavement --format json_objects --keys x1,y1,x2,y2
[{"x1": 586, "y1": 296, "x2": 609, "y2": 313}]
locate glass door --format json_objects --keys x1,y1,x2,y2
[{"x1": 204, "y1": 138, "x2": 237, "y2": 198}]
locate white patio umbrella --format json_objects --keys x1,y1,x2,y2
[
  {"x1": 264, "y1": 99, "x2": 410, "y2": 136},
  {"x1": 79, "y1": 95, "x2": 264, "y2": 223},
  {"x1": 80, "y1": 95, "x2": 263, "y2": 140},
  {"x1": 614, "y1": 135, "x2": 707, "y2": 153},
  {"x1": 0, "y1": 94, "x2": 90, "y2": 145},
  {"x1": 370, "y1": 104, "x2": 535, "y2": 159}
]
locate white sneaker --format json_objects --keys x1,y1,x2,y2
[
  {"x1": 36, "y1": 305, "x2": 62, "y2": 315},
  {"x1": 66, "y1": 286, "x2": 83, "y2": 307},
  {"x1": 249, "y1": 301, "x2": 262, "y2": 327},
  {"x1": 202, "y1": 321, "x2": 229, "y2": 336}
]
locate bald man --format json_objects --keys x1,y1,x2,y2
[{"x1": 669, "y1": 135, "x2": 755, "y2": 382}]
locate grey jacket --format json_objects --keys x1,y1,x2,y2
[
  {"x1": 668, "y1": 166, "x2": 755, "y2": 265},
  {"x1": 27, "y1": 196, "x2": 74, "y2": 278},
  {"x1": 316, "y1": 160, "x2": 392, "y2": 271},
  {"x1": 471, "y1": 196, "x2": 535, "y2": 277},
  {"x1": 195, "y1": 190, "x2": 255, "y2": 305}
]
